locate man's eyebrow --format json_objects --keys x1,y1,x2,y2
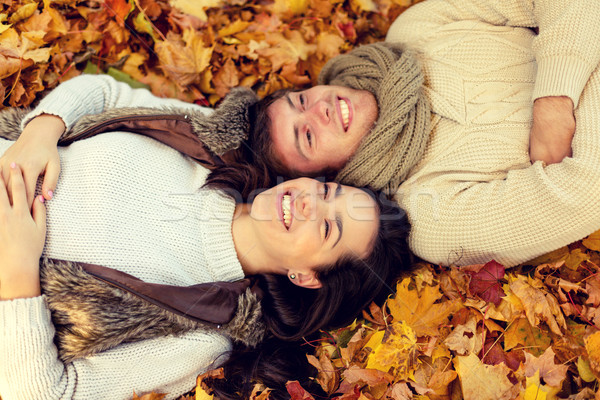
[
  {"x1": 286, "y1": 94, "x2": 309, "y2": 161},
  {"x1": 332, "y1": 183, "x2": 343, "y2": 248}
]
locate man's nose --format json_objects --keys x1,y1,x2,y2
[{"x1": 310, "y1": 100, "x2": 331, "y2": 125}]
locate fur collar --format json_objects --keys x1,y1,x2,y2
[{"x1": 41, "y1": 259, "x2": 266, "y2": 363}]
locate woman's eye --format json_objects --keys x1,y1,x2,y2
[
  {"x1": 307, "y1": 129, "x2": 312, "y2": 147},
  {"x1": 324, "y1": 220, "x2": 330, "y2": 239},
  {"x1": 323, "y1": 183, "x2": 329, "y2": 199},
  {"x1": 299, "y1": 94, "x2": 306, "y2": 109}
]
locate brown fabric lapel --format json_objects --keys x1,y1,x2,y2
[
  {"x1": 80, "y1": 262, "x2": 261, "y2": 325},
  {"x1": 59, "y1": 114, "x2": 225, "y2": 168}
]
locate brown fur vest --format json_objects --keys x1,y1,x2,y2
[{"x1": 0, "y1": 88, "x2": 267, "y2": 362}]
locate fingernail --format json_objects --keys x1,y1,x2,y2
[
  {"x1": 38, "y1": 195, "x2": 45, "y2": 204},
  {"x1": 47, "y1": 190, "x2": 54, "y2": 199},
  {"x1": 10, "y1": 162, "x2": 16, "y2": 169}
]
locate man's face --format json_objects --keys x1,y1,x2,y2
[{"x1": 267, "y1": 85, "x2": 378, "y2": 175}]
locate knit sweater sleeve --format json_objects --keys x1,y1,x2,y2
[
  {"x1": 20, "y1": 74, "x2": 211, "y2": 138},
  {"x1": 0, "y1": 296, "x2": 230, "y2": 400},
  {"x1": 401, "y1": 67, "x2": 600, "y2": 267},
  {"x1": 386, "y1": 0, "x2": 600, "y2": 107}
]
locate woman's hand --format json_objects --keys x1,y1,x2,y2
[
  {"x1": 529, "y1": 96, "x2": 576, "y2": 165},
  {"x1": 0, "y1": 164, "x2": 47, "y2": 300},
  {"x1": 0, "y1": 114, "x2": 64, "y2": 206}
]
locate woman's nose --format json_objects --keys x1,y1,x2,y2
[{"x1": 297, "y1": 193, "x2": 325, "y2": 220}]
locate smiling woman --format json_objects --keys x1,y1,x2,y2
[{"x1": 0, "y1": 75, "x2": 412, "y2": 400}]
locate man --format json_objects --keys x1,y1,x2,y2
[{"x1": 264, "y1": 0, "x2": 600, "y2": 267}]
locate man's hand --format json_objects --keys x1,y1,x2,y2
[
  {"x1": 529, "y1": 96, "x2": 576, "y2": 165},
  {"x1": 0, "y1": 114, "x2": 64, "y2": 206}
]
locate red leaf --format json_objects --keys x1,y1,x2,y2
[
  {"x1": 468, "y1": 260, "x2": 505, "y2": 305},
  {"x1": 286, "y1": 381, "x2": 315, "y2": 400}
]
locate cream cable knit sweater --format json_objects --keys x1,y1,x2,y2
[
  {"x1": 0, "y1": 77, "x2": 245, "y2": 400},
  {"x1": 387, "y1": 0, "x2": 600, "y2": 266}
]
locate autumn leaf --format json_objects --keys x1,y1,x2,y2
[
  {"x1": 508, "y1": 275, "x2": 567, "y2": 335},
  {"x1": 454, "y1": 353, "x2": 519, "y2": 400},
  {"x1": 387, "y1": 278, "x2": 462, "y2": 337},
  {"x1": 131, "y1": 392, "x2": 166, "y2": 400},
  {"x1": 365, "y1": 321, "x2": 419, "y2": 378},
  {"x1": 582, "y1": 230, "x2": 600, "y2": 251},
  {"x1": 306, "y1": 351, "x2": 339, "y2": 395},
  {"x1": 286, "y1": 381, "x2": 315, "y2": 400},
  {"x1": 156, "y1": 29, "x2": 213, "y2": 86},
  {"x1": 504, "y1": 317, "x2": 552, "y2": 357},
  {"x1": 467, "y1": 260, "x2": 505, "y2": 305},
  {"x1": 444, "y1": 315, "x2": 483, "y2": 356},
  {"x1": 522, "y1": 347, "x2": 569, "y2": 388}
]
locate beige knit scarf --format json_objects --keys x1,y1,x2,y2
[{"x1": 318, "y1": 42, "x2": 431, "y2": 192}]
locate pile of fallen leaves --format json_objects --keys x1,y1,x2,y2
[
  {"x1": 287, "y1": 233, "x2": 600, "y2": 400},
  {"x1": 193, "y1": 233, "x2": 600, "y2": 400},
  {"x1": 1, "y1": 0, "x2": 410, "y2": 109},
  {"x1": 5, "y1": 0, "x2": 600, "y2": 400}
]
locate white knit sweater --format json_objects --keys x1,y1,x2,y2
[
  {"x1": 0, "y1": 76, "x2": 245, "y2": 400},
  {"x1": 387, "y1": 0, "x2": 600, "y2": 266}
]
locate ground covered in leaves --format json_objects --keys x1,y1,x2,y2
[{"x1": 3, "y1": 0, "x2": 600, "y2": 399}]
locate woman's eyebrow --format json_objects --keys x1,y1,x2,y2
[
  {"x1": 332, "y1": 183, "x2": 343, "y2": 248},
  {"x1": 286, "y1": 94, "x2": 309, "y2": 161}
]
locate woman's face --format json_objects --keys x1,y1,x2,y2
[
  {"x1": 267, "y1": 85, "x2": 378, "y2": 175},
  {"x1": 248, "y1": 177, "x2": 379, "y2": 279}
]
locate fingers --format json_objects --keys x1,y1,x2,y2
[
  {"x1": 9, "y1": 164, "x2": 28, "y2": 212},
  {"x1": 0, "y1": 169, "x2": 10, "y2": 209},
  {"x1": 41, "y1": 160, "x2": 59, "y2": 201},
  {"x1": 32, "y1": 194, "x2": 47, "y2": 230}
]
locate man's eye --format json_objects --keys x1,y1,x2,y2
[
  {"x1": 324, "y1": 220, "x2": 330, "y2": 239},
  {"x1": 299, "y1": 94, "x2": 306, "y2": 109},
  {"x1": 323, "y1": 183, "x2": 329, "y2": 199},
  {"x1": 307, "y1": 129, "x2": 312, "y2": 147}
]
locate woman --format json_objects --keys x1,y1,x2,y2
[{"x1": 0, "y1": 79, "x2": 411, "y2": 400}]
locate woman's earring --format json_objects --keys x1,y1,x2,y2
[{"x1": 290, "y1": 273, "x2": 296, "y2": 280}]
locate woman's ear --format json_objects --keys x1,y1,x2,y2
[{"x1": 288, "y1": 271, "x2": 322, "y2": 289}]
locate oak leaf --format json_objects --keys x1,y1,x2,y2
[{"x1": 387, "y1": 278, "x2": 462, "y2": 337}]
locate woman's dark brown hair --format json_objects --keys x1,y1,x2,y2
[
  {"x1": 204, "y1": 89, "x2": 291, "y2": 201},
  {"x1": 203, "y1": 186, "x2": 412, "y2": 399}
]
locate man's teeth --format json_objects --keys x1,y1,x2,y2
[
  {"x1": 282, "y1": 195, "x2": 291, "y2": 228},
  {"x1": 340, "y1": 98, "x2": 349, "y2": 130}
]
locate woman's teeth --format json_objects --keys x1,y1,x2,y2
[
  {"x1": 340, "y1": 98, "x2": 349, "y2": 130},
  {"x1": 282, "y1": 194, "x2": 292, "y2": 229}
]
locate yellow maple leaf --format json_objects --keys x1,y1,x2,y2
[
  {"x1": 387, "y1": 278, "x2": 462, "y2": 337},
  {"x1": 365, "y1": 321, "x2": 419, "y2": 379},
  {"x1": 155, "y1": 29, "x2": 213, "y2": 86},
  {"x1": 454, "y1": 353, "x2": 519, "y2": 400}
]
